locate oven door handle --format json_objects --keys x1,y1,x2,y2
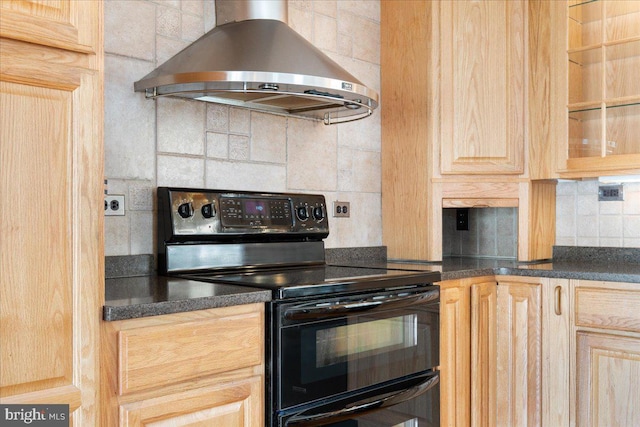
[
  {"x1": 285, "y1": 373, "x2": 439, "y2": 426},
  {"x1": 283, "y1": 288, "x2": 439, "y2": 320}
]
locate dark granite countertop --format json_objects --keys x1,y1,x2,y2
[
  {"x1": 343, "y1": 258, "x2": 638, "y2": 283},
  {"x1": 440, "y1": 258, "x2": 640, "y2": 283},
  {"x1": 104, "y1": 247, "x2": 640, "y2": 322},
  {"x1": 385, "y1": 246, "x2": 640, "y2": 283},
  {"x1": 103, "y1": 275, "x2": 271, "y2": 321}
]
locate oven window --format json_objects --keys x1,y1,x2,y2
[
  {"x1": 278, "y1": 302, "x2": 438, "y2": 409},
  {"x1": 314, "y1": 315, "x2": 417, "y2": 368}
]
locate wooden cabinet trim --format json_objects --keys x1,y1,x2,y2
[
  {"x1": 443, "y1": 198, "x2": 519, "y2": 208},
  {"x1": 0, "y1": 2, "x2": 99, "y2": 54}
]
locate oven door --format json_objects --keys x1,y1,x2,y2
[
  {"x1": 275, "y1": 287, "x2": 439, "y2": 411},
  {"x1": 280, "y1": 370, "x2": 439, "y2": 427}
]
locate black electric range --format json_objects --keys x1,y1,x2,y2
[{"x1": 157, "y1": 187, "x2": 441, "y2": 427}]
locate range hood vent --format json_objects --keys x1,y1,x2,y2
[{"x1": 134, "y1": 0, "x2": 378, "y2": 125}]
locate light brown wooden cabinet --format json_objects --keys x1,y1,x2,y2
[
  {"x1": 439, "y1": 0, "x2": 525, "y2": 175},
  {"x1": 440, "y1": 277, "x2": 499, "y2": 426},
  {"x1": 572, "y1": 280, "x2": 640, "y2": 426},
  {"x1": 381, "y1": 0, "x2": 557, "y2": 263},
  {"x1": 101, "y1": 304, "x2": 265, "y2": 427},
  {"x1": 0, "y1": 1, "x2": 104, "y2": 424},
  {"x1": 495, "y1": 279, "x2": 543, "y2": 426},
  {"x1": 440, "y1": 282, "x2": 471, "y2": 426},
  {"x1": 439, "y1": 276, "x2": 570, "y2": 426},
  {"x1": 552, "y1": 0, "x2": 640, "y2": 178}
]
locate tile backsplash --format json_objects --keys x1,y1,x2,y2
[
  {"x1": 443, "y1": 180, "x2": 640, "y2": 258},
  {"x1": 443, "y1": 208, "x2": 519, "y2": 259},
  {"x1": 103, "y1": 1, "x2": 639, "y2": 259},
  {"x1": 556, "y1": 179, "x2": 640, "y2": 248},
  {"x1": 104, "y1": 0, "x2": 382, "y2": 256}
]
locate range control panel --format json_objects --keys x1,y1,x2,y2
[{"x1": 157, "y1": 187, "x2": 329, "y2": 239}]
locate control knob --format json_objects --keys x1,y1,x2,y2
[
  {"x1": 312, "y1": 206, "x2": 325, "y2": 221},
  {"x1": 177, "y1": 202, "x2": 194, "y2": 219},
  {"x1": 201, "y1": 203, "x2": 216, "y2": 218},
  {"x1": 296, "y1": 206, "x2": 309, "y2": 221}
]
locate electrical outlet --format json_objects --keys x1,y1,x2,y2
[
  {"x1": 105, "y1": 195, "x2": 125, "y2": 216},
  {"x1": 456, "y1": 208, "x2": 469, "y2": 231},
  {"x1": 333, "y1": 201, "x2": 350, "y2": 218},
  {"x1": 598, "y1": 185, "x2": 623, "y2": 201}
]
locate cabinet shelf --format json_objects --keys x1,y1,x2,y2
[
  {"x1": 569, "y1": 97, "x2": 640, "y2": 113},
  {"x1": 569, "y1": 0, "x2": 598, "y2": 9},
  {"x1": 568, "y1": 36, "x2": 640, "y2": 56}
]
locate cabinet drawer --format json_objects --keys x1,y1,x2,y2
[
  {"x1": 575, "y1": 285, "x2": 640, "y2": 333},
  {"x1": 118, "y1": 309, "x2": 263, "y2": 395},
  {"x1": 120, "y1": 376, "x2": 263, "y2": 426}
]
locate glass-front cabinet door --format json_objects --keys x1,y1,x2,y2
[{"x1": 556, "y1": 0, "x2": 640, "y2": 177}]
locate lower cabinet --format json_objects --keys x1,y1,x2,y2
[
  {"x1": 440, "y1": 278, "x2": 471, "y2": 426},
  {"x1": 440, "y1": 276, "x2": 497, "y2": 426},
  {"x1": 439, "y1": 276, "x2": 570, "y2": 427},
  {"x1": 119, "y1": 377, "x2": 262, "y2": 426},
  {"x1": 101, "y1": 303, "x2": 265, "y2": 427},
  {"x1": 573, "y1": 280, "x2": 640, "y2": 427}
]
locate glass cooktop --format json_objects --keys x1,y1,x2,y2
[{"x1": 182, "y1": 264, "x2": 441, "y2": 300}]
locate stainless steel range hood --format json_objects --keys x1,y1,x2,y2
[{"x1": 134, "y1": 0, "x2": 378, "y2": 125}]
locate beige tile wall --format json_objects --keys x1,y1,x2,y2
[
  {"x1": 556, "y1": 180, "x2": 640, "y2": 248},
  {"x1": 104, "y1": 0, "x2": 638, "y2": 258},
  {"x1": 104, "y1": 0, "x2": 382, "y2": 256}
]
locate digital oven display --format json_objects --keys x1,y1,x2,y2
[
  {"x1": 244, "y1": 200, "x2": 268, "y2": 217},
  {"x1": 220, "y1": 197, "x2": 292, "y2": 228}
]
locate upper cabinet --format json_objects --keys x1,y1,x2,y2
[
  {"x1": 0, "y1": 0, "x2": 100, "y2": 53},
  {"x1": 0, "y1": 1, "x2": 103, "y2": 424},
  {"x1": 382, "y1": 0, "x2": 557, "y2": 262},
  {"x1": 439, "y1": 0, "x2": 525, "y2": 175},
  {"x1": 554, "y1": 0, "x2": 640, "y2": 177}
]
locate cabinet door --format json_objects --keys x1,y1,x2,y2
[
  {"x1": 440, "y1": 283, "x2": 471, "y2": 427},
  {"x1": 573, "y1": 280, "x2": 640, "y2": 426},
  {"x1": 496, "y1": 281, "x2": 542, "y2": 426},
  {"x1": 0, "y1": 2, "x2": 103, "y2": 424},
  {"x1": 0, "y1": 0, "x2": 100, "y2": 53},
  {"x1": 542, "y1": 279, "x2": 570, "y2": 427},
  {"x1": 576, "y1": 332, "x2": 640, "y2": 426},
  {"x1": 471, "y1": 282, "x2": 497, "y2": 427},
  {"x1": 439, "y1": 0, "x2": 525, "y2": 174},
  {"x1": 553, "y1": 0, "x2": 640, "y2": 177},
  {"x1": 120, "y1": 376, "x2": 263, "y2": 427},
  {"x1": 440, "y1": 278, "x2": 497, "y2": 427}
]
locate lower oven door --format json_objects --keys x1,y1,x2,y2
[
  {"x1": 275, "y1": 287, "x2": 439, "y2": 412},
  {"x1": 280, "y1": 370, "x2": 440, "y2": 427}
]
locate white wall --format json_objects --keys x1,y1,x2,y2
[{"x1": 104, "y1": 0, "x2": 382, "y2": 256}]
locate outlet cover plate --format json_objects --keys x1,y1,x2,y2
[
  {"x1": 598, "y1": 185, "x2": 623, "y2": 201},
  {"x1": 333, "y1": 201, "x2": 350, "y2": 217},
  {"x1": 105, "y1": 195, "x2": 125, "y2": 216}
]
